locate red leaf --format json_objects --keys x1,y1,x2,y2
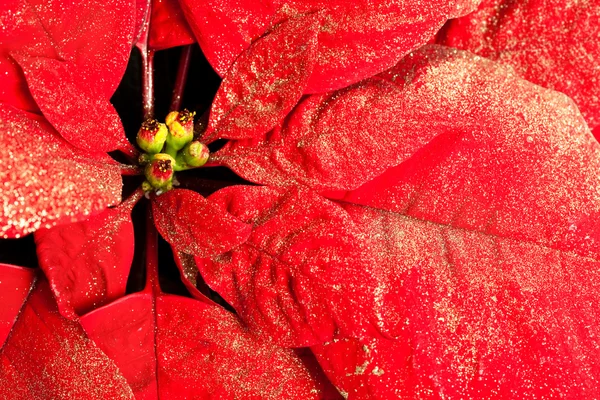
[
  {"x1": 311, "y1": 46, "x2": 600, "y2": 396},
  {"x1": 179, "y1": 0, "x2": 482, "y2": 92},
  {"x1": 442, "y1": 0, "x2": 600, "y2": 130},
  {"x1": 196, "y1": 185, "x2": 384, "y2": 347},
  {"x1": 1, "y1": 0, "x2": 135, "y2": 100},
  {"x1": 0, "y1": 264, "x2": 35, "y2": 348},
  {"x1": 15, "y1": 56, "x2": 132, "y2": 153},
  {"x1": 330, "y1": 45, "x2": 600, "y2": 258},
  {"x1": 178, "y1": 0, "x2": 277, "y2": 75},
  {"x1": 34, "y1": 197, "x2": 138, "y2": 319},
  {"x1": 149, "y1": 0, "x2": 195, "y2": 50},
  {"x1": 203, "y1": 13, "x2": 320, "y2": 142},
  {"x1": 280, "y1": 0, "x2": 483, "y2": 93},
  {"x1": 152, "y1": 188, "x2": 251, "y2": 256},
  {"x1": 312, "y1": 337, "x2": 413, "y2": 399},
  {"x1": 215, "y1": 78, "x2": 418, "y2": 191},
  {"x1": 0, "y1": 104, "x2": 122, "y2": 239},
  {"x1": 311, "y1": 206, "x2": 600, "y2": 397},
  {"x1": 81, "y1": 292, "x2": 325, "y2": 398},
  {"x1": 0, "y1": 271, "x2": 134, "y2": 399}
]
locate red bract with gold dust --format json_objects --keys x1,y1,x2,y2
[
  {"x1": 2, "y1": 0, "x2": 600, "y2": 398},
  {"x1": 439, "y1": 0, "x2": 600, "y2": 137}
]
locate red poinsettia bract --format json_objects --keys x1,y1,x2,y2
[{"x1": 440, "y1": 0, "x2": 600, "y2": 137}]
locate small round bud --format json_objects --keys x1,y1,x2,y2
[
  {"x1": 182, "y1": 141, "x2": 209, "y2": 167},
  {"x1": 166, "y1": 109, "x2": 195, "y2": 151},
  {"x1": 144, "y1": 153, "x2": 175, "y2": 191},
  {"x1": 136, "y1": 119, "x2": 168, "y2": 154}
]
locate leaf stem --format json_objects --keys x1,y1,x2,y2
[
  {"x1": 170, "y1": 45, "x2": 193, "y2": 112},
  {"x1": 136, "y1": 0, "x2": 154, "y2": 120},
  {"x1": 144, "y1": 207, "x2": 161, "y2": 295},
  {"x1": 140, "y1": 47, "x2": 155, "y2": 119}
]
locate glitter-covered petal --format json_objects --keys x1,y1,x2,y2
[
  {"x1": 441, "y1": 0, "x2": 600, "y2": 131},
  {"x1": 195, "y1": 185, "x2": 384, "y2": 348},
  {"x1": 0, "y1": 104, "x2": 122, "y2": 239},
  {"x1": 280, "y1": 0, "x2": 483, "y2": 93},
  {"x1": 34, "y1": 200, "x2": 136, "y2": 319},
  {"x1": 215, "y1": 78, "x2": 416, "y2": 191},
  {"x1": 203, "y1": 13, "x2": 320, "y2": 142},
  {"x1": 179, "y1": 0, "x2": 483, "y2": 93},
  {"x1": 15, "y1": 56, "x2": 132, "y2": 153},
  {"x1": 330, "y1": 45, "x2": 600, "y2": 258},
  {"x1": 308, "y1": 46, "x2": 600, "y2": 397},
  {"x1": 312, "y1": 337, "x2": 413, "y2": 399},
  {"x1": 0, "y1": 276, "x2": 134, "y2": 399},
  {"x1": 311, "y1": 205, "x2": 600, "y2": 398},
  {"x1": 81, "y1": 292, "x2": 324, "y2": 398},
  {"x1": 151, "y1": 189, "x2": 251, "y2": 257},
  {"x1": 178, "y1": 0, "x2": 277, "y2": 76},
  {"x1": 1, "y1": 0, "x2": 135, "y2": 101}
]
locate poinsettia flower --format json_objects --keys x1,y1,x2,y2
[
  {"x1": 440, "y1": 0, "x2": 600, "y2": 137},
  {"x1": 178, "y1": 0, "x2": 484, "y2": 93},
  {"x1": 33, "y1": 10, "x2": 328, "y2": 319},
  {"x1": 4, "y1": 0, "x2": 600, "y2": 396}
]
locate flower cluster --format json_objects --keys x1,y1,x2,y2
[{"x1": 1, "y1": 0, "x2": 600, "y2": 398}]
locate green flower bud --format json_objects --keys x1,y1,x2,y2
[
  {"x1": 165, "y1": 109, "x2": 195, "y2": 151},
  {"x1": 144, "y1": 153, "x2": 176, "y2": 191},
  {"x1": 182, "y1": 141, "x2": 209, "y2": 167},
  {"x1": 136, "y1": 119, "x2": 168, "y2": 154}
]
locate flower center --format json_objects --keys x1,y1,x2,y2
[{"x1": 136, "y1": 109, "x2": 210, "y2": 194}]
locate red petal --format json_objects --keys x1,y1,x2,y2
[
  {"x1": 311, "y1": 47, "x2": 600, "y2": 396},
  {"x1": 0, "y1": 276, "x2": 134, "y2": 399},
  {"x1": 0, "y1": 104, "x2": 122, "y2": 238},
  {"x1": 34, "y1": 200, "x2": 136, "y2": 319},
  {"x1": 178, "y1": 0, "x2": 277, "y2": 75},
  {"x1": 312, "y1": 337, "x2": 412, "y2": 399},
  {"x1": 331, "y1": 45, "x2": 600, "y2": 258},
  {"x1": 204, "y1": 13, "x2": 320, "y2": 142},
  {"x1": 81, "y1": 292, "x2": 324, "y2": 398},
  {"x1": 196, "y1": 185, "x2": 383, "y2": 347},
  {"x1": 1, "y1": 0, "x2": 135, "y2": 99},
  {"x1": 149, "y1": 0, "x2": 195, "y2": 50},
  {"x1": 442, "y1": 0, "x2": 600, "y2": 130},
  {"x1": 0, "y1": 264, "x2": 35, "y2": 348},
  {"x1": 311, "y1": 205, "x2": 600, "y2": 397},
  {"x1": 179, "y1": 0, "x2": 482, "y2": 92},
  {"x1": 152, "y1": 188, "x2": 251, "y2": 256},
  {"x1": 215, "y1": 78, "x2": 415, "y2": 191},
  {"x1": 15, "y1": 57, "x2": 131, "y2": 153},
  {"x1": 281, "y1": 0, "x2": 483, "y2": 93}
]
